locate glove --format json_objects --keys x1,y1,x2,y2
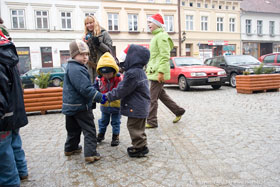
[
  {"x1": 158, "y1": 72, "x2": 165, "y2": 83},
  {"x1": 93, "y1": 36, "x2": 100, "y2": 46},
  {"x1": 100, "y1": 94, "x2": 107, "y2": 104}
]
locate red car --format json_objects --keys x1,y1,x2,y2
[
  {"x1": 165, "y1": 57, "x2": 227, "y2": 91},
  {"x1": 259, "y1": 52, "x2": 280, "y2": 66}
]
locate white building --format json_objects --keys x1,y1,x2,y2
[
  {"x1": 1, "y1": 0, "x2": 101, "y2": 74},
  {"x1": 240, "y1": 0, "x2": 280, "y2": 58}
]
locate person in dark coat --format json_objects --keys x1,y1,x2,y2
[
  {"x1": 62, "y1": 39, "x2": 106, "y2": 164},
  {"x1": 83, "y1": 15, "x2": 113, "y2": 82},
  {"x1": 0, "y1": 33, "x2": 28, "y2": 186},
  {"x1": 105, "y1": 44, "x2": 150, "y2": 157}
]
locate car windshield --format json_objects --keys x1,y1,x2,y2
[
  {"x1": 174, "y1": 57, "x2": 203, "y2": 66},
  {"x1": 26, "y1": 69, "x2": 40, "y2": 76},
  {"x1": 225, "y1": 55, "x2": 261, "y2": 65}
]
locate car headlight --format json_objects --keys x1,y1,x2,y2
[
  {"x1": 245, "y1": 68, "x2": 254, "y2": 73},
  {"x1": 218, "y1": 70, "x2": 226, "y2": 75},
  {"x1": 190, "y1": 72, "x2": 207, "y2": 77}
]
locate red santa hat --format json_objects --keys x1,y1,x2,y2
[
  {"x1": 119, "y1": 45, "x2": 130, "y2": 62},
  {"x1": 147, "y1": 14, "x2": 164, "y2": 28}
]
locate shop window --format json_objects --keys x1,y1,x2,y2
[{"x1": 41, "y1": 47, "x2": 53, "y2": 67}]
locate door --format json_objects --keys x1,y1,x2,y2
[{"x1": 41, "y1": 47, "x2": 53, "y2": 67}]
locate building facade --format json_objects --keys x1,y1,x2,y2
[
  {"x1": 240, "y1": 0, "x2": 280, "y2": 58},
  {"x1": 1, "y1": 0, "x2": 101, "y2": 74},
  {"x1": 180, "y1": 0, "x2": 242, "y2": 61},
  {"x1": 1, "y1": 0, "x2": 244, "y2": 74}
]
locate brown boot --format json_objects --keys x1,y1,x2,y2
[{"x1": 85, "y1": 153, "x2": 101, "y2": 163}]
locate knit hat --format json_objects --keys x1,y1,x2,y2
[
  {"x1": 119, "y1": 45, "x2": 130, "y2": 62},
  {"x1": 97, "y1": 52, "x2": 119, "y2": 76},
  {"x1": 99, "y1": 67, "x2": 116, "y2": 74},
  {"x1": 69, "y1": 39, "x2": 89, "y2": 58},
  {"x1": 147, "y1": 14, "x2": 164, "y2": 28}
]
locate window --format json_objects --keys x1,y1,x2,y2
[
  {"x1": 212, "y1": 5, "x2": 215, "y2": 9},
  {"x1": 197, "y1": 3, "x2": 201, "y2": 7},
  {"x1": 263, "y1": 55, "x2": 275, "y2": 63},
  {"x1": 277, "y1": 54, "x2": 280, "y2": 63},
  {"x1": 11, "y1": 9, "x2": 25, "y2": 29},
  {"x1": 85, "y1": 12, "x2": 94, "y2": 17},
  {"x1": 108, "y1": 13, "x2": 118, "y2": 31},
  {"x1": 61, "y1": 12, "x2": 72, "y2": 30},
  {"x1": 166, "y1": 0, "x2": 171, "y2": 3},
  {"x1": 205, "y1": 4, "x2": 208, "y2": 8},
  {"x1": 232, "y1": 6, "x2": 235, "y2": 10},
  {"x1": 128, "y1": 14, "x2": 138, "y2": 32},
  {"x1": 41, "y1": 47, "x2": 53, "y2": 67},
  {"x1": 186, "y1": 15, "x2": 193, "y2": 31},
  {"x1": 229, "y1": 18, "x2": 235, "y2": 32},
  {"x1": 269, "y1": 21, "x2": 275, "y2": 36},
  {"x1": 146, "y1": 14, "x2": 153, "y2": 32},
  {"x1": 148, "y1": 0, "x2": 154, "y2": 2},
  {"x1": 190, "y1": 2, "x2": 193, "y2": 7},
  {"x1": 257, "y1": 20, "x2": 263, "y2": 35},
  {"x1": 219, "y1": 5, "x2": 222, "y2": 9},
  {"x1": 201, "y1": 16, "x2": 208, "y2": 31},
  {"x1": 217, "y1": 17, "x2": 223, "y2": 31},
  {"x1": 35, "y1": 10, "x2": 49, "y2": 29},
  {"x1": 246, "y1": 19, "x2": 252, "y2": 34},
  {"x1": 164, "y1": 15, "x2": 174, "y2": 32}
]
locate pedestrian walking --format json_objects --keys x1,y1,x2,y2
[
  {"x1": 83, "y1": 15, "x2": 113, "y2": 82},
  {"x1": 105, "y1": 44, "x2": 150, "y2": 157},
  {"x1": 0, "y1": 31, "x2": 28, "y2": 186},
  {"x1": 62, "y1": 39, "x2": 107, "y2": 163},
  {"x1": 94, "y1": 52, "x2": 122, "y2": 146},
  {"x1": 146, "y1": 14, "x2": 185, "y2": 128}
]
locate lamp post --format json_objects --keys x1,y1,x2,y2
[{"x1": 178, "y1": 0, "x2": 182, "y2": 56}]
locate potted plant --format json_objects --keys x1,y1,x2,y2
[
  {"x1": 23, "y1": 72, "x2": 63, "y2": 114},
  {"x1": 236, "y1": 64, "x2": 280, "y2": 94}
]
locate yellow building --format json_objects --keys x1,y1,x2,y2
[{"x1": 101, "y1": 0, "x2": 241, "y2": 61}]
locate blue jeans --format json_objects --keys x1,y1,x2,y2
[
  {"x1": 98, "y1": 112, "x2": 121, "y2": 135},
  {"x1": 0, "y1": 129, "x2": 28, "y2": 186}
]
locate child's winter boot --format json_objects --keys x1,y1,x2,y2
[
  {"x1": 111, "y1": 134, "x2": 119, "y2": 146},
  {"x1": 97, "y1": 133, "x2": 105, "y2": 143}
]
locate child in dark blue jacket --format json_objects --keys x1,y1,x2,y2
[
  {"x1": 62, "y1": 40, "x2": 106, "y2": 163},
  {"x1": 105, "y1": 44, "x2": 151, "y2": 157}
]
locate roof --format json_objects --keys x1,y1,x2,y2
[{"x1": 241, "y1": 0, "x2": 280, "y2": 14}]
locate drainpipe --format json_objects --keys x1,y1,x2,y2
[{"x1": 178, "y1": 0, "x2": 182, "y2": 56}]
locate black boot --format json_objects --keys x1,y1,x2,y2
[
  {"x1": 127, "y1": 146, "x2": 149, "y2": 157},
  {"x1": 97, "y1": 133, "x2": 105, "y2": 143},
  {"x1": 111, "y1": 134, "x2": 119, "y2": 146}
]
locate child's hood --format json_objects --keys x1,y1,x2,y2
[
  {"x1": 96, "y1": 52, "x2": 119, "y2": 76},
  {"x1": 122, "y1": 44, "x2": 150, "y2": 71}
]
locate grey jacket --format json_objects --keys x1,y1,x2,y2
[{"x1": 106, "y1": 45, "x2": 150, "y2": 118}]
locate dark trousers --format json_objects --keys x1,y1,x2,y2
[
  {"x1": 147, "y1": 81, "x2": 185, "y2": 127},
  {"x1": 127, "y1": 117, "x2": 147, "y2": 148},
  {"x1": 65, "y1": 110, "x2": 97, "y2": 157}
]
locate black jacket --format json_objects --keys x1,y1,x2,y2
[
  {"x1": 0, "y1": 40, "x2": 28, "y2": 131},
  {"x1": 106, "y1": 44, "x2": 150, "y2": 118}
]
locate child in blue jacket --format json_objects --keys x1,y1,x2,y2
[
  {"x1": 62, "y1": 40, "x2": 106, "y2": 163},
  {"x1": 105, "y1": 45, "x2": 150, "y2": 157}
]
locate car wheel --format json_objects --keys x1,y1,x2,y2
[
  {"x1": 52, "y1": 78, "x2": 61, "y2": 87},
  {"x1": 211, "y1": 85, "x2": 222, "y2": 90},
  {"x1": 229, "y1": 73, "x2": 237, "y2": 88},
  {"x1": 178, "y1": 76, "x2": 190, "y2": 91}
]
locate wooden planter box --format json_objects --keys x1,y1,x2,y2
[
  {"x1": 24, "y1": 87, "x2": 63, "y2": 114},
  {"x1": 236, "y1": 74, "x2": 280, "y2": 94}
]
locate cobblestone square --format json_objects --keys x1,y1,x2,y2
[{"x1": 21, "y1": 86, "x2": 280, "y2": 187}]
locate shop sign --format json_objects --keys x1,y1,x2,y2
[{"x1": 208, "y1": 40, "x2": 229, "y2": 46}]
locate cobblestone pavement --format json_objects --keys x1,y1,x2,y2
[{"x1": 20, "y1": 85, "x2": 280, "y2": 187}]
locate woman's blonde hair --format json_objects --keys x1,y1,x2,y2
[{"x1": 84, "y1": 15, "x2": 101, "y2": 36}]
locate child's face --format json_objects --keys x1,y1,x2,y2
[
  {"x1": 74, "y1": 53, "x2": 89, "y2": 65},
  {"x1": 147, "y1": 21, "x2": 159, "y2": 32},
  {"x1": 102, "y1": 72, "x2": 114, "y2": 80},
  {"x1": 85, "y1": 18, "x2": 94, "y2": 32}
]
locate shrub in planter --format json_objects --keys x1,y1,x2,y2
[{"x1": 32, "y1": 73, "x2": 51, "y2": 89}]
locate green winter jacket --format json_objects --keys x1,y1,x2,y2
[{"x1": 146, "y1": 27, "x2": 174, "y2": 81}]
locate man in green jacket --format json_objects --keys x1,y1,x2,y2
[{"x1": 146, "y1": 14, "x2": 185, "y2": 128}]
